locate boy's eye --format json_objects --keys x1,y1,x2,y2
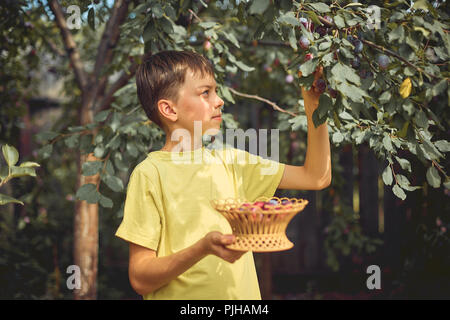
[{"x1": 203, "y1": 89, "x2": 218, "y2": 95}]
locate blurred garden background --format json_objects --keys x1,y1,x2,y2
[{"x1": 0, "y1": 0, "x2": 449, "y2": 299}]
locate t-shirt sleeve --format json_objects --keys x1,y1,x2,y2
[
  {"x1": 115, "y1": 167, "x2": 161, "y2": 251},
  {"x1": 233, "y1": 148, "x2": 285, "y2": 203}
]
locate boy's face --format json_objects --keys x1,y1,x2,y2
[{"x1": 159, "y1": 68, "x2": 225, "y2": 137}]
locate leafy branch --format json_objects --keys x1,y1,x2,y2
[{"x1": 0, "y1": 145, "x2": 40, "y2": 206}]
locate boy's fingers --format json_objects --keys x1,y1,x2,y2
[
  {"x1": 311, "y1": 66, "x2": 324, "y2": 90},
  {"x1": 221, "y1": 234, "x2": 235, "y2": 245},
  {"x1": 211, "y1": 232, "x2": 221, "y2": 244},
  {"x1": 314, "y1": 66, "x2": 324, "y2": 80}
]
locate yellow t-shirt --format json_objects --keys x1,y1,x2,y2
[{"x1": 115, "y1": 146, "x2": 285, "y2": 300}]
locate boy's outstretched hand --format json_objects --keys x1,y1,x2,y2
[
  {"x1": 301, "y1": 66, "x2": 324, "y2": 117},
  {"x1": 202, "y1": 231, "x2": 247, "y2": 264}
]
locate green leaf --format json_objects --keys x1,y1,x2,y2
[
  {"x1": 382, "y1": 165, "x2": 393, "y2": 186},
  {"x1": 354, "y1": 130, "x2": 367, "y2": 145},
  {"x1": 94, "y1": 110, "x2": 110, "y2": 123},
  {"x1": 395, "y1": 156, "x2": 412, "y2": 172},
  {"x1": 82, "y1": 161, "x2": 103, "y2": 176},
  {"x1": 332, "y1": 132, "x2": 344, "y2": 144},
  {"x1": 94, "y1": 145, "x2": 105, "y2": 158},
  {"x1": 379, "y1": 91, "x2": 392, "y2": 104},
  {"x1": 392, "y1": 184, "x2": 406, "y2": 200},
  {"x1": 113, "y1": 153, "x2": 128, "y2": 172},
  {"x1": 334, "y1": 15, "x2": 345, "y2": 28},
  {"x1": 38, "y1": 144, "x2": 53, "y2": 159},
  {"x1": 412, "y1": 0, "x2": 430, "y2": 11},
  {"x1": 103, "y1": 175, "x2": 124, "y2": 192},
  {"x1": 397, "y1": 121, "x2": 409, "y2": 138},
  {"x1": 402, "y1": 100, "x2": 414, "y2": 117},
  {"x1": 312, "y1": 94, "x2": 332, "y2": 128},
  {"x1": 435, "y1": 140, "x2": 450, "y2": 153},
  {"x1": 299, "y1": 59, "x2": 319, "y2": 77},
  {"x1": 126, "y1": 141, "x2": 138, "y2": 158},
  {"x1": 422, "y1": 138, "x2": 443, "y2": 159},
  {"x1": 0, "y1": 193, "x2": 24, "y2": 206},
  {"x1": 105, "y1": 159, "x2": 115, "y2": 176},
  {"x1": 306, "y1": 10, "x2": 323, "y2": 26},
  {"x1": 396, "y1": 174, "x2": 419, "y2": 191},
  {"x1": 319, "y1": 40, "x2": 331, "y2": 51},
  {"x1": 414, "y1": 109, "x2": 428, "y2": 128},
  {"x1": 249, "y1": 0, "x2": 270, "y2": 15},
  {"x1": 383, "y1": 135, "x2": 394, "y2": 152},
  {"x1": 151, "y1": 3, "x2": 164, "y2": 18},
  {"x1": 433, "y1": 47, "x2": 448, "y2": 60},
  {"x1": 9, "y1": 166, "x2": 36, "y2": 178},
  {"x1": 2, "y1": 144, "x2": 19, "y2": 167},
  {"x1": 99, "y1": 194, "x2": 113, "y2": 208},
  {"x1": 164, "y1": 4, "x2": 177, "y2": 20},
  {"x1": 307, "y1": 3, "x2": 330, "y2": 13},
  {"x1": 288, "y1": 115, "x2": 307, "y2": 131},
  {"x1": 426, "y1": 166, "x2": 441, "y2": 188},
  {"x1": 221, "y1": 31, "x2": 240, "y2": 48},
  {"x1": 388, "y1": 25, "x2": 405, "y2": 42},
  {"x1": 331, "y1": 63, "x2": 360, "y2": 86},
  {"x1": 336, "y1": 82, "x2": 367, "y2": 103},
  {"x1": 333, "y1": 111, "x2": 341, "y2": 129},
  {"x1": 277, "y1": 11, "x2": 300, "y2": 26},
  {"x1": 105, "y1": 133, "x2": 121, "y2": 150},
  {"x1": 288, "y1": 27, "x2": 297, "y2": 51},
  {"x1": 444, "y1": 181, "x2": 450, "y2": 190},
  {"x1": 67, "y1": 126, "x2": 85, "y2": 133},
  {"x1": 221, "y1": 113, "x2": 239, "y2": 129},
  {"x1": 432, "y1": 79, "x2": 448, "y2": 97},
  {"x1": 218, "y1": 85, "x2": 235, "y2": 104},
  {"x1": 76, "y1": 183, "x2": 100, "y2": 204},
  {"x1": 234, "y1": 60, "x2": 255, "y2": 72},
  {"x1": 321, "y1": 52, "x2": 334, "y2": 67},
  {"x1": 19, "y1": 161, "x2": 40, "y2": 168}
]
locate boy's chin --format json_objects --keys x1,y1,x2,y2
[{"x1": 202, "y1": 127, "x2": 221, "y2": 137}]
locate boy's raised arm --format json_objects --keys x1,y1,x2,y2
[
  {"x1": 128, "y1": 231, "x2": 246, "y2": 296},
  {"x1": 278, "y1": 67, "x2": 332, "y2": 190}
]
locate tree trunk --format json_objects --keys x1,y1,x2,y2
[{"x1": 73, "y1": 96, "x2": 100, "y2": 300}]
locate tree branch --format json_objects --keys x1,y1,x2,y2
[
  {"x1": 93, "y1": 0, "x2": 130, "y2": 81},
  {"x1": 96, "y1": 59, "x2": 140, "y2": 112},
  {"x1": 228, "y1": 87, "x2": 298, "y2": 118},
  {"x1": 48, "y1": 0, "x2": 88, "y2": 90},
  {"x1": 90, "y1": 0, "x2": 131, "y2": 113},
  {"x1": 315, "y1": 15, "x2": 445, "y2": 82}
]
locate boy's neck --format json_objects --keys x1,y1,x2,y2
[{"x1": 160, "y1": 135, "x2": 203, "y2": 152}]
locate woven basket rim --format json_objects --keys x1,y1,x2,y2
[{"x1": 211, "y1": 196, "x2": 309, "y2": 215}]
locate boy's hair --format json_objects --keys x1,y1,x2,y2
[{"x1": 136, "y1": 50, "x2": 215, "y2": 130}]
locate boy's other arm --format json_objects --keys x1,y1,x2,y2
[
  {"x1": 278, "y1": 66, "x2": 332, "y2": 191},
  {"x1": 128, "y1": 231, "x2": 246, "y2": 296}
]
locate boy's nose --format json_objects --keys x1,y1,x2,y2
[{"x1": 215, "y1": 96, "x2": 224, "y2": 109}]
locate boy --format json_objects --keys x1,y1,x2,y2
[{"x1": 115, "y1": 50, "x2": 331, "y2": 300}]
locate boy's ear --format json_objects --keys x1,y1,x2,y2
[{"x1": 157, "y1": 99, "x2": 178, "y2": 123}]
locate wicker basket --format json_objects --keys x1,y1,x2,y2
[{"x1": 211, "y1": 196, "x2": 308, "y2": 252}]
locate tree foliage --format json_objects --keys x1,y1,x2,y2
[{"x1": 39, "y1": 0, "x2": 448, "y2": 204}]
